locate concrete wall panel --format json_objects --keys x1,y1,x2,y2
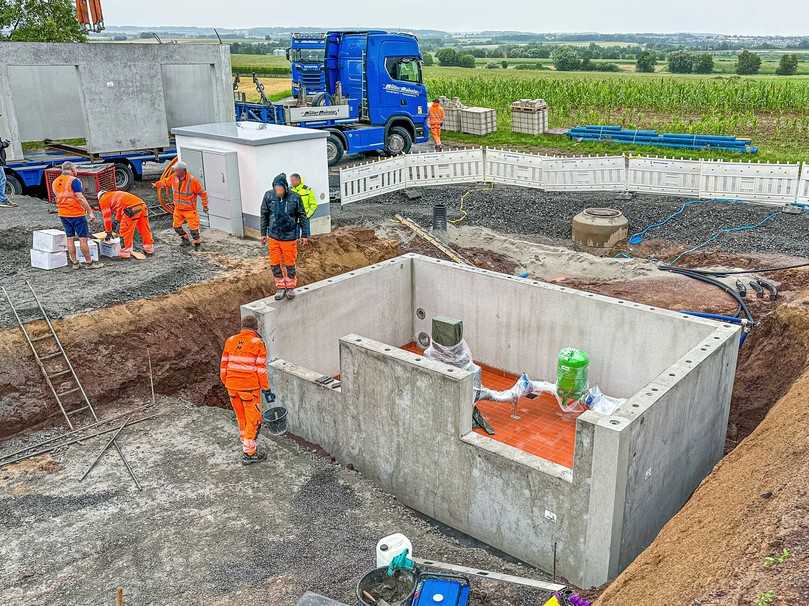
[
  {"x1": 8, "y1": 65, "x2": 87, "y2": 141},
  {"x1": 162, "y1": 64, "x2": 216, "y2": 128},
  {"x1": 0, "y1": 43, "x2": 234, "y2": 159}
]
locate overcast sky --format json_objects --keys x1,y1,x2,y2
[{"x1": 105, "y1": 1, "x2": 807, "y2": 36}]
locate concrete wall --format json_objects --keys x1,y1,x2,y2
[
  {"x1": 0, "y1": 43, "x2": 234, "y2": 160},
  {"x1": 249, "y1": 254, "x2": 740, "y2": 587},
  {"x1": 243, "y1": 258, "x2": 413, "y2": 376},
  {"x1": 411, "y1": 256, "x2": 717, "y2": 397}
]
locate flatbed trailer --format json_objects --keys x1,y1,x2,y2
[{"x1": 4, "y1": 147, "x2": 177, "y2": 196}]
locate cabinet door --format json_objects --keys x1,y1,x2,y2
[{"x1": 202, "y1": 150, "x2": 243, "y2": 236}]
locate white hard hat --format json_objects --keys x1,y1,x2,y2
[
  {"x1": 174, "y1": 160, "x2": 188, "y2": 171},
  {"x1": 97, "y1": 189, "x2": 109, "y2": 199}
]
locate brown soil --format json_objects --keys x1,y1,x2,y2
[
  {"x1": 596, "y1": 306, "x2": 809, "y2": 606},
  {"x1": 0, "y1": 228, "x2": 398, "y2": 438}
]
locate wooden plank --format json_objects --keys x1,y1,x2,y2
[
  {"x1": 393, "y1": 214, "x2": 470, "y2": 266},
  {"x1": 413, "y1": 558, "x2": 566, "y2": 592}
]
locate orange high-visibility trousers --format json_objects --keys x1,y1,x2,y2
[
  {"x1": 172, "y1": 206, "x2": 201, "y2": 245},
  {"x1": 228, "y1": 389, "x2": 262, "y2": 455},
  {"x1": 430, "y1": 125, "x2": 442, "y2": 146},
  {"x1": 268, "y1": 238, "x2": 298, "y2": 288},
  {"x1": 119, "y1": 211, "x2": 154, "y2": 258}
]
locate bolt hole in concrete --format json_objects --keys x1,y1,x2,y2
[
  {"x1": 414, "y1": 358, "x2": 422, "y2": 362},
  {"x1": 417, "y1": 331, "x2": 431, "y2": 347},
  {"x1": 355, "y1": 339, "x2": 362, "y2": 343},
  {"x1": 669, "y1": 373, "x2": 676, "y2": 377},
  {"x1": 416, "y1": 308, "x2": 426, "y2": 320},
  {"x1": 632, "y1": 404, "x2": 639, "y2": 408},
  {"x1": 610, "y1": 420, "x2": 621, "y2": 425},
  {"x1": 384, "y1": 348, "x2": 391, "y2": 352},
  {"x1": 651, "y1": 388, "x2": 659, "y2": 392},
  {"x1": 686, "y1": 360, "x2": 693, "y2": 364}
]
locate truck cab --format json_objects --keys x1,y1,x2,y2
[
  {"x1": 323, "y1": 30, "x2": 429, "y2": 163},
  {"x1": 288, "y1": 33, "x2": 326, "y2": 97}
]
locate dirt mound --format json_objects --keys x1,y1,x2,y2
[
  {"x1": 0, "y1": 228, "x2": 398, "y2": 438},
  {"x1": 596, "y1": 303, "x2": 809, "y2": 606}
]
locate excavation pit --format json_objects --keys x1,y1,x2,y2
[{"x1": 244, "y1": 253, "x2": 740, "y2": 587}]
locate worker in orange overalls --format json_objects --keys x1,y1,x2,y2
[
  {"x1": 96, "y1": 190, "x2": 155, "y2": 259},
  {"x1": 220, "y1": 315, "x2": 270, "y2": 465},
  {"x1": 153, "y1": 160, "x2": 208, "y2": 250},
  {"x1": 428, "y1": 98, "x2": 445, "y2": 152}
]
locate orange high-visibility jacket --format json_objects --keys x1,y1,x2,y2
[
  {"x1": 98, "y1": 191, "x2": 147, "y2": 233},
  {"x1": 220, "y1": 328, "x2": 269, "y2": 392},
  {"x1": 155, "y1": 173, "x2": 208, "y2": 209},
  {"x1": 52, "y1": 175, "x2": 86, "y2": 218},
  {"x1": 428, "y1": 103, "x2": 445, "y2": 127}
]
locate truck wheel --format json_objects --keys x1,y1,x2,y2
[
  {"x1": 385, "y1": 127, "x2": 413, "y2": 156},
  {"x1": 113, "y1": 163, "x2": 135, "y2": 191},
  {"x1": 4, "y1": 173, "x2": 23, "y2": 196},
  {"x1": 326, "y1": 134, "x2": 345, "y2": 166}
]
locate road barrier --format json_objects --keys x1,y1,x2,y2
[{"x1": 339, "y1": 149, "x2": 809, "y2": 206}]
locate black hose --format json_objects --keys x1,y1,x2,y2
[
  {"x1": 658, "y1": 260, "x2": 809, "y2": 276},
  {"x1": 662, "y1": 266, "x2": 755, "y2": 324}
]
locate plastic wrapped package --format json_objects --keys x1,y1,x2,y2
[
  {"x1": 424, "y1": 339, "x2": 481, "y2": 390},
  {"x1": 557, "y1": 348, "x2": 590, "y2": 402},
  {"x1": 581, "y1": 386, "x2": 626, "y2": 416}
]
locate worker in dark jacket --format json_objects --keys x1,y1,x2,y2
[{"x1": 260, "y1": 173, "x2": 310, "y2": 301}]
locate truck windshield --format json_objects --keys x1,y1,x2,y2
[
  {"x1": 385, "y1": 57, "x2": 423, "y2": 84},
  {"x1": 289, "y1": 49, "x2": 325, "y2": 62}
]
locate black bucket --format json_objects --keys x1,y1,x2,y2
[
  {"x1": 356, "y1": 567, "x2": 417, "y2": 606},
  {"x1": 262, "y1": 406, "x2": 288, "y2": 435}
]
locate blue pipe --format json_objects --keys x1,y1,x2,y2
[{"x1": 681, "y1": 311, "x2": 749, "y2": 346}]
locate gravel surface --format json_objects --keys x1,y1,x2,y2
[
  {"x1": 332, "y1": 184, "x2": 809, "y2": 258},
  {"x1": 0, "y1": 399, "x2": 555, "y2": 605},
  {"x1": 0, "y1": 193, "x2": 262, "y2": 328}
]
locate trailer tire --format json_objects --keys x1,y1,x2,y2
[
  {"x1": 385, "y1": 126, "x2": 412, "y2": 156},
  {"x1": 4, "y1": 172, "x2": 23, "y2": 196},
  {"x1": 326, "y1": 134, "x2": 345, "y2": 166},
  {"x1": 113, "y1": 163, "x2": 135, "y2": 192}
]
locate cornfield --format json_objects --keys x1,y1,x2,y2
[{"x1": 425, "y1": 74, "x2": 809, "y2": 139}]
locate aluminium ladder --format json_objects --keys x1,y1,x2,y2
[{"x1": 2, "y1": 281, "x2": 141, "y2": 489}]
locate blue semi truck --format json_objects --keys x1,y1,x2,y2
[
  {"x1": 288, "y1": 32, "x2": 327, "y2": 97},
  {"x1": 236, "y1": 30, "x2": 430, "y2": 165}
]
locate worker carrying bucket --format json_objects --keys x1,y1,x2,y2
[{"x1": 220, "y1": 316, "x2": 272, "y2": 465}]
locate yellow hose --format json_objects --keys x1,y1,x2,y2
[{"x1": 449, "y1": 181, "x2": 494, "y2": 225}]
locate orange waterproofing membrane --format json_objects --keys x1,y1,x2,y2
[{"x1": 401, "y1": 344, "x2": 580, "y2": 468}]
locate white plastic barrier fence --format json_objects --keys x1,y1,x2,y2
[
  {"x1": 340, "y1": 156, "x2": 408, "y2": 205},
  {"x1": 798, "y1": 165, "x2": 809, "y2": 205},
  {"x1": 543, "y1": 155, "x2": 626, "y2": 192},
  {"x1": 699, "y1": 160, "x2": 800, "y2": 205},
  {"x1": 406, "y1": 149, "x2": 486, "y2": 187},
  {"x1": 485, "y1": 148, "x2": 543, "y2": 188},
  {"x1": 627, "y1": 157, "x2": 701, "y2": 197},
  {"x1": 339, "y1": 149, "x2": 809, "y2": 206}
]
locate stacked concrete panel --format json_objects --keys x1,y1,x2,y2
[
  {"x1": 459, "y1": 107, "x2": 498, "y2": 136},
  {"x1": 511, "y1": 99, "x2": 549, "y2": 135},
  {"x1": 0, "y1": 43, "x2": 235, "y2": 161},
  {"x1": 438, "y1": 96, "x2": 464, "y2": 132}
]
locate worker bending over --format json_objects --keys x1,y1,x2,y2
[
  {"x1": 220, "y1": 316, "x2": 270, "y2": 465},
  {"x1": 154, "y1": 160, "x2": 208, "y2": 249},
  {"x1": 52, "y1": 162, "x2": 103, "y2": 270},
  {"x1": 289, "y1": 173, "x2": 318, "y2": 220},
  {"x1": 428, "y1": 98, "x2": 445, "y2": 152},
  {"x1": 260, "y1": 173, "x2": 310, "y2": 302},
  {"x1": 96, "y1": 190, "x2": 155, "y2": 259}
]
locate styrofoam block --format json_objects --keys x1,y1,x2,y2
[
  {"x1": 31, "y1": 249, "x2": 68, "y2": 270},
  {"x1": 74, "y1": 240, "x2": 99, "y2": 263},
  {"x1": 33, "y1": 229, "x2": 67, "y2": 252},
  {"x1": 98, "y1": 237, "x2": 122, "y2": 258}
]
